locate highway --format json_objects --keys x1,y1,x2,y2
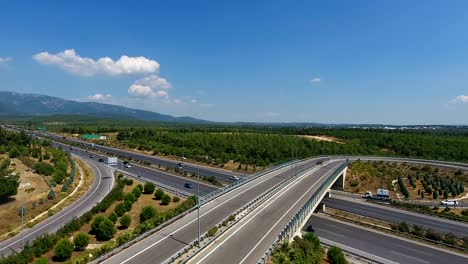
[
  {"x1": 307, "y1": 215, "x2": 468, "y2": 264},
  {"x1": 53, "y1": 141, "x2": 218, "y2": 197},
  {"x1": 0, "y1": 156, "x2": 114, "y2": 256},
  {"x1": 324, "y1": 197, "x2": 468, "y2": 237},
  {"x1": 100, "y1": 157, "x2": 327, "y2": 264},
  {"x1": 188, "y1": 161, "x2": 345, "y2": 264},
  {"x1": 37, "y1": 130, "x2": 246, "y2": 183}
]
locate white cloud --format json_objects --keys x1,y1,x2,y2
[
  {"x1": 451, "y1": 95, "x2": 468, "y2": 104},
  {"x1": 87, "y1": 93, "x2": 112, "y2": 101},
  {"x1": 128, "y1": 75, "x2": 171, "y2": 98},
  {"x1": 0, "y1": 57, "x2": 12, "y2": 66},
  {"x1": 128, "y1": 84, "x2": 168, "y2": 98},
  {"x1": 33, "y1": 49, "x2": 159, "y2": 76},
  {"x1": 310, "y1": 77, "x2": 321, "y2": 84},
  {"x1": 134, "y1": 74, "x2": 171, "y2": 89}
]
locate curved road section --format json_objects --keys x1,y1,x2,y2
[{"x1": 0, "y1": 156, "x2": 114, "y2": 256}]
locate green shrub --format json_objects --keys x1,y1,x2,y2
[
  {"x1": 132, "y1": 187, "x2": 141, "y2": 198},
  {"x1": 208, "y1": 226, "x2": 218, "y2": 237},
  {"x1": 73, "y1": 232, "x2": 89, "y2": 251},
  {"x1": 140, "y1": 206, "x2": 157, "y2": 223},
  {"x1": 47, "y1": 189, "x2": 56, "y2": 200},
  {"x1": 172, "y1": 196, "x2": 180, "y2": 203},
  {"x1": 108, "y1": 212, "x2": 118, "y2": 224},
  {"x1": 34, "y1": 162, "x2": 54, "y2": 175},
  {"x1": 154, "y1": 189, "x2": 164, "y2": 200},
  {"x1": 114, "y1": 203, "x2": 127, "y2": 217},
  {"x1": 91, "y1": 215, "x2": 106, "y2": 234},
  {"x1": 95, "y1": 219, "x2": 116, "y2": 241},
  {"x1": 136, "y1": 184, "x2": 143, "y2": 192},
  {"x1": 143, "y1": 182, "x2": 156, "y2": 194},
  {"x1": 124, "y1": 200, "x2": 133, "y2": 211},
  {"x1": 327, "y1": 246, "x2": 347, "y2": 264},
  {"x1": 54, "y1": 238, "x2": 74, "y2": 260},
  {"x1": 120, "y1": 214, "x2": 131, "y2": 229},
  {"x1": 34, "y1": 257, "x2": 48, "y2": 264},
  {"x1": 124, "y1": 193, "x2": 136, "y2": 203},
  {"x1": 161, "y1": 194, "x2": 171, "y2": 205}
]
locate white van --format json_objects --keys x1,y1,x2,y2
[{"x1": 441, "y1": 200, "x2": 458, "y2": 206}]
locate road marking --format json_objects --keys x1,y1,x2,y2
[
  {"x1": 395, "y1": 245, "x2": 433, "y2": 256},
  {"x1": 0, "y1": 159, "x2": 104, "y2": 252},
  {"x1": 117, "y1": 160, "x2": 327, "y2": 264},
  {"x1": 390, "y1": 250, "x2": 430, "y2": 263},
  {"x1": 319, "y1": 229, "x2": 346, "y2": 238},
  {"x1": 319, "y1": 222, "x2": 351, "y2": 233},
  {"x1": 190, "y1": 163, "x2": 340, "y2": 264}
]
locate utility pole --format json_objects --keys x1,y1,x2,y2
[{"x1": 197, "y1": 164, "x2": 201, "y2": 247}]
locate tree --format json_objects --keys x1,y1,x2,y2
[
  {"x1": 34, "y1": 257, "x2": 48, "y2": 264},
  {"x1": 161, "y1": 194, "x2": 171, "y2": 205},
  {"x1": 108, "y1": 212, "x2": 118, "y2": 224},
  {"x1": 120, "y1": 214, "x2": 131, "y2": 229},
  {"x1": 0, "y1": 177, "x2": 19, "y2": 202},
  {"x1": 140, "y1": 206, "x2": 157, "y2": 223},
  {"x1": 143, "y1": 182, "x2": 156, "y2": 194},
  {"x1": 54, "y1": 238, "x2": 74, "y2": 260},
  {"x1": 96, "y1": 219, "x2": 116, "y2": 241},
  {"x1": 433, "y1": 191, "x2": 438, "y2": 199},
  {"x1": 91, "y1": 215, "x2": 106, "y2": 234},
  {"x1": 47, "y1": 189, "x2": 56, "y2": 200},
  {"x1": 73, "y1": 232, "x2": 89, "y2": 251},
  {"x1": 154, "y1": 189, "x2": 164, "y2": 200},
  {"x1": 114, "y1": 203, "x2": 127, "y2": 217},
  {"x1": 327, "y1": 246, "x2": 347, "y2": 264}
]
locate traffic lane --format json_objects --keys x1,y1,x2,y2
[
  {"x1": 191, "y1": 161, "x2": 345, "y2": 264},
  {"x1": 124, "y1": 163, "x2": 217, "y2": 196},
  {"x1": 324, "y1": 198, "x2": 468, "y2": 237},
  {"x1": 0, "y1": 156, "x2": 113, "y2": 256},
  {"x1": 102, "y1": 157, "x2": 323, "y2": 264},
  {"x1": 42, "y1": 131, "x2": 245, "y2": 182},
  {"x1": 307, "y1": 215, "x2": 468, "y2": 264}
]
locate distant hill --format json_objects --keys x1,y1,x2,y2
[{"x1": 0, "y1": 91, "x2": 210, "y2": 123}]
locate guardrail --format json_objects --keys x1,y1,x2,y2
[
  {"x1": 114, "y1": 169, "x2": 192, "y2": 198},
  {"x1": 165, "y1": 160, "x2": 335, "y2": 264},
  {"x1": 257, "y1": 161, "x2": 349, "y2": 264}
]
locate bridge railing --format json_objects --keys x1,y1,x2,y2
[{"x1": 257, "y1": 161, "x2": 349, "y2": 264}]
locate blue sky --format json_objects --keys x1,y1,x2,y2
[{"x1": 0, "y1": 0, "x2": 467, "y2": 124}]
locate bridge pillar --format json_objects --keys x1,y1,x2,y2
[{"x1": 331, "y1": 167, "x2": 347, "y2": 191}]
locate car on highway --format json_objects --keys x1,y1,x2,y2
[
  {"x1": 124, "y1": 164, "x2": 131, "y2": 168},
  {"x1": 98, "y1": 158, "x2": 104, "y2": 162},
  {"x1": 184, "y1": 183, "x2": 193, "y2": 188},
  {"x1": 305, "y1": 225, "x2": 315, "y2": 233},
  {"x1": 90, "y1": 154, "x2": 95, "y2": 158},
  {"x1": 441, "y1": 200, "x2": 458, "y2": 206},
  {"x1": 230, "y1": 175, "x2": 240, "y2": 181},
  {"x1": 177, "y1": 162, "x2": 184, "y2": 169}
]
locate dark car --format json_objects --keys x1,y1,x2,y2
[
  {"x1": 305, "y1": 225, "x2": 315, "y2": 233},
  {"x1": 98, "y1": 158, "x2": 104, "y2": 162},
  {"x1": 184, "y1": 183, "x2": 193, "y2": 188}
]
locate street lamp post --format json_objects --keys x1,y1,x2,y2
[{"x1": 197, "y1": 164, "x2": 201, "y2": 247}]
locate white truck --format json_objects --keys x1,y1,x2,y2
[{"x1": 365, "y1": 189, "x2": 390, "y2": 200}]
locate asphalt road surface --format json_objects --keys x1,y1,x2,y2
[
  {"x1": 0, "y1": 156, "x2": 114, "y2": 256},
  {"x1": 188, "y1": 161, "x2": 345, "y2": 264},
  {"x1": 54, "y1": 141, "x2": 218, "y2": 196},
  {"x1": 38, "y1": 130, "x2": 246, "y2": 183},
  {"x1": 324, "y1": 197, "x2": 468, "y2": 237},
  {"x1": 306, "y1": 215, "x2": 468, "y2": 264},
  {"x1": 100, "y1": 157, "x2": 328, "y2": 264}
]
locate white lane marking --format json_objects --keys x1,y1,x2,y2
[
  {"x1": 0, "y1": 160, "x2": 104, "y2": 251},
  {"x1": 319, "y1": 229, "x2": 346, "y2": 238},
  {"x1": 320, "y1": 222, "x2": 352, "y2": 233},
  {"x1": 390, "y1": 250, "x2": 430, "y2": 263},
  {"x1": 117, "y1": 160, "x2": 327, "y2": 264},
  {"x1": 395, "y1": 245, "x2": 433, "y2": 256},
  {"x1": 192, "y1": 164, "x2": 339, "y2": 264}
]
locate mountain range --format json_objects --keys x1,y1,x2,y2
[{"x1": 0, "y1": 91, "x2": 209, "y2": 123}]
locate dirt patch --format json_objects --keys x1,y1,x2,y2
[
  {"x1": 295, "y1": 135, "x2": 344, "y2": 144},
  {"x1": 0, "y1": 158, "x2": 50, "y2": 237}
]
